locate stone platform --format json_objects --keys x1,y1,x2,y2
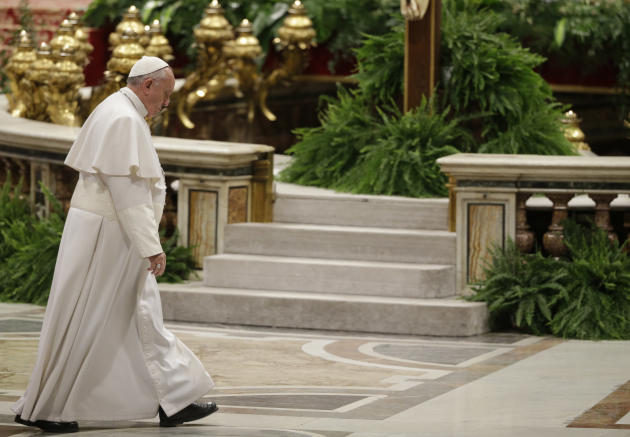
[{"x1": 160, "y1": 157, "x2": 488, "y2": 337}]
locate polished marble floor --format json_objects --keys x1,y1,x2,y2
[{"x1": 1, "y1": 302, "x2": 629, "y2": 436}]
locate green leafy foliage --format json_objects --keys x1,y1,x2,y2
[
  {"x1": 440, "y1": 0, "x2": 575, "y2": 154},
  {"x1": 551, "y1": 220, "x2": 630, "y2": 340},
  {"x1": 157, "y1": 228, "x2": 198, "y2": 283},
  {"x1": 335, "y1": 100, "x2": 466, "y2": 197},
  {"x1": 468, "y1": 239, "x2": 568, "y2": 335},
  {"x1": 0, "y1": 184, "x2": 65, "y2": 305},
  {"x1": 500, "y1": 0, "x2": 630, "y2": 91},
  {"x1": 477, "y1": 102, "x2": 574, "y2": 155},
  {"x1": 279, "y1": 88, "x2": 376, "y2": 188},
  {"x1": 352, "y1": 20, "x2": 405, "y2": 103},
  {"x1": 469, "y1": 219, "x2": 630, "y2": 339},
  {"x1": 0, "y1": 175, "x2": 33, "y2": 261}
]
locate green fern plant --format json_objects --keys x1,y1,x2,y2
[
  {"x1": 157, "y1": 228, "x2": 198, "y2": 283},
  {"x1": 352, "y1": 20, "x2": 404, "y2": 103},
  {"x1": 0, "y1": 184, "x2": 64, "y2": 305},
  {"x1": 468, "y1": 239, "x2": 568, "y2": 335},
  {"x1": 279, "y1": 87, "x2": 378, "y2": 188},
  {"x1": 0, "y1": 174, "x2": 33, "y2": 261},
  {"x1": 477, "y1": 102, "x2": 574, "y2": 155},
  {"x1": 441, "y1": 0, "x2": 576, "y2": 155},
  {"x1": 550, "y1": 220, "x2": 630, "y2": 340},
  {"x1": 334, "y1": 99, "x2": 465, "y2": 197}
]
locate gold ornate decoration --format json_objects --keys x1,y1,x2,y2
[
  {"x1": 274, "y1": 0, "x2": 316, "y2": 51},
  {"x1": 195, "y1": 0, "x2": 234, "y2": 46},
  {"x1": 176, "y1": 0, "x2": 235, "y2": 129},
  {"x1": 109, "y1": 5, "x2": 147, "y2": 49},
  {"x1": 22, "y1": 42, "x2": 55, "y2": 121},
  {"x1": 6, "y1": 30, "x2": 37, "y2": 118},
  {"x1": 562, "y1": 110, "x2": 591, "y2": 153},
  {"x1": 260, "y1": 0, "x2": 316, "y2": 121},
  {"x1": 145, "y1": 19, "x2": 174, "y2": 62},
  {"x1": 194, "y1": 0, "x2": 234, "y2": 73},
  {"x1": 175, "y1": 0, "x2": 316, "y2": 128},
  {"x1": 107, "y1": 28, "x2": 144, "y2": 76},
  {"x1": 66, "y1": 11, "x2": 94, "y2": 67},
  {"x1": 47, "y1": 43, "x2": 85, "y2": 126},
  {"x1": 49, "y1": 19, "x2": 83, "y2": 64},
  {"x1": 224, "y1": 18, "x2": 263, "y2": 122},
  {"x1": 401, "y1": 0, "x2": 430, "y2": 20}
]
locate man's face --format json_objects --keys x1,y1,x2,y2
[{"x1": 142, "y1": 68, "x2": 175, "y2": 119}]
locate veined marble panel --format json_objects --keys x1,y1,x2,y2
[
  {"x1": 189, "y1": 189, "x2": 218, "y2": 268},
  {"x1": 228, "y1": 186, "x2": 248, "y2": 224},
  {"x1": 467, "y1": 203, "x2": 505, "y2": 283}
]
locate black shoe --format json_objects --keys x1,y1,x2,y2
[
  {"x1": 158, "y1": 401, "x2": 218, "y2": 427},
  {"x1": 15, "y1": 414, "x2": 79, "y2": 433}
]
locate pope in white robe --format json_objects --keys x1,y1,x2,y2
[{"x1": 12, "y1": 57, "x2": 215, "y2": 433}]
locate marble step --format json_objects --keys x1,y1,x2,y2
[
  {"x1": 224, "y1": 223, "x2": 455, "y2": 264},
  {"x1": 203, "y1": 254, "x2": 455, "y2": 298},
  {"x1": 273, "y1": 182, "x2": 449, "y2": 230},
  {"x1": 159, "y1": 283, "x2": 488, "y2": 336}
]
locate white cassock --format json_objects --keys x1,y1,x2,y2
[{"x1": 12, "y1": 87, "x2": 214, "y2": 422}]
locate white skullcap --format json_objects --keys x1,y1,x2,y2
[{"x1": 128, "y1": 56, "x2": 169, "y2": 77}]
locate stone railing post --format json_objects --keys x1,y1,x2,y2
[
  {"x1": 515, "y1": 192, "x2": 534, "y2": 253},
  {"x1": 590, "y1": 193, "x2": 617, "y2": 242},
  {"x1": 542, "y1": 192, "x2": 572, "y2": 257}
]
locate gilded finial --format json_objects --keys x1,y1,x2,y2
[
  {"x1": 562, "y1": 110, "x2": 591, "y2": 153},
  {"x1": 275, "y1": 0, "x2": 316, "y2": 50},
  {"x1": 146, "y1": 18, "x2": 174, "y2": 62}
]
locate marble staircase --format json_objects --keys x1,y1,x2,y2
[{"x1": 160, "y1": 182, "x2": 488, "y2": 336}]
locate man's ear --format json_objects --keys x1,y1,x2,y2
[{"x1": 143, "y1": 78, "x2": 153, "y2": 92}]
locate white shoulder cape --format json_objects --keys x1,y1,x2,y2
[{"x1": 65, "y1": 88, "x2": 162, "y2": 179}]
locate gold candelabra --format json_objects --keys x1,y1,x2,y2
[
  {"x1": 175, "y1": 0, "x2": 317, "y2": 129},
  {"x1": 6, "y1": 30, "x2": 37, "y2": 118},
  {"x1": 66, "y1": 11, "x2": 94, "y2": 67},
  {"x1": 6, "y1": 2, "x2": 315, "y2": 131},
  {"x1": 47, "y1": 43, "x2": 85, "y2": 126},
  {"x1": 7, "y1": 11, "x2": 87, "y2": 125},
  {"x1": 22, "y1": 42, "x2": 55, "y2": 121}
]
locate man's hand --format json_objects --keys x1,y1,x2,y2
[{"x1": 148, "y1": 252, "x2": 166, "y2": 277}]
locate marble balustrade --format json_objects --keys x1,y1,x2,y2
[
  {"x1": 0, "y1": 94, "x2": 274, "y2": 267},
  {"x1": 437, "y1": 153, "x2": 630, "y2": 292}
]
